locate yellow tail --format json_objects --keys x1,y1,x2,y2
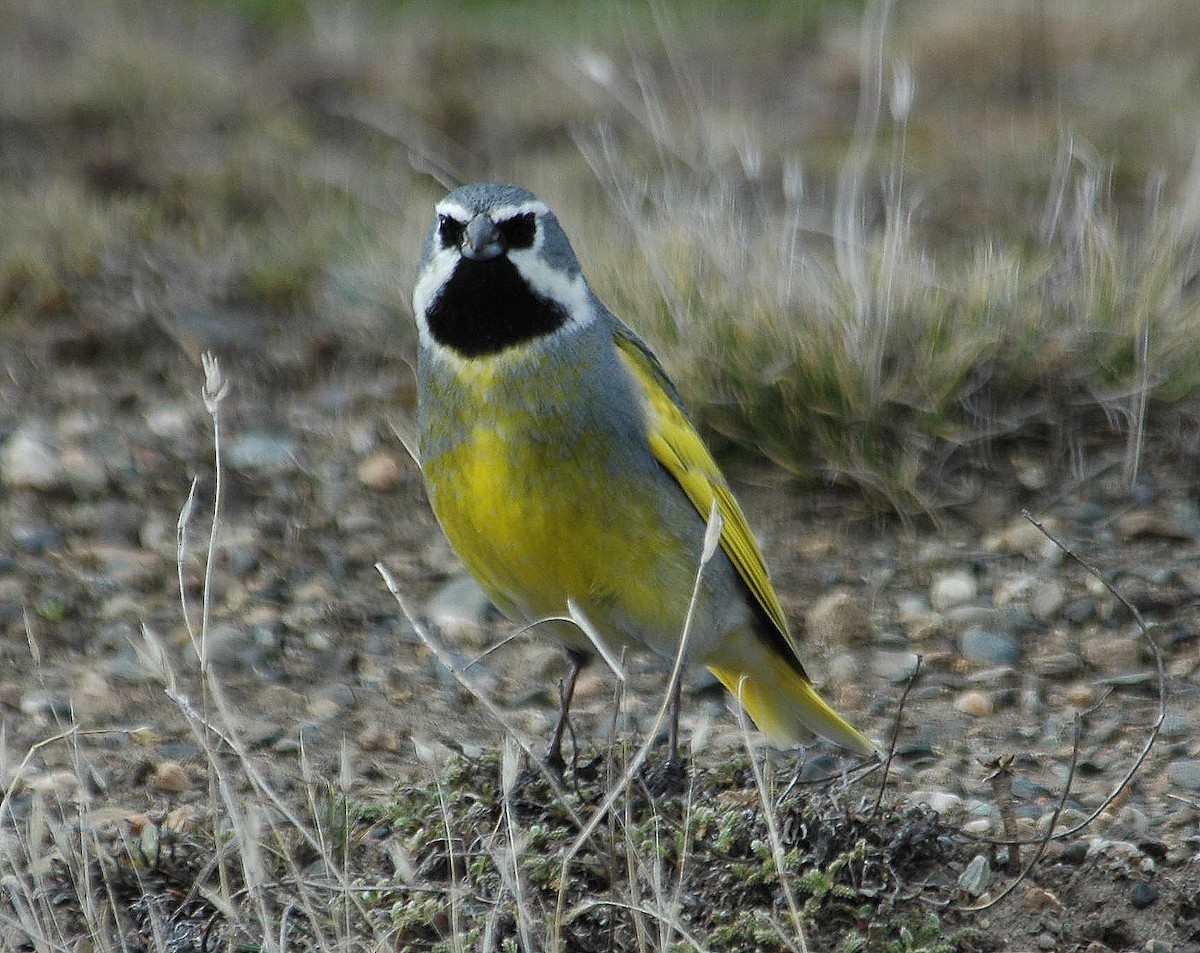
[{"x1": 707, "y1": 631, "x2": 877, "y2": 757}]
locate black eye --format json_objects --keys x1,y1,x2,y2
[
  {"x1": 497, "y1": 212, "x2": 536, "y2": 250},
  {"x1": 438, "y1": 214, "x2": 465, "y2": 248}
]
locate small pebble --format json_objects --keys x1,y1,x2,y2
[
  {"x1": 1029, "y1": 580, "x2": 1066, "y2": 622},
  {"x1": 59, "y1": 445, "x2": 108, "y2": 495},
  {"x1": 145, "y1": 405, "x2": 193, "y2": 438},
  {"x1": 308, "y1": 696, "x2": 343, "y2": 721},
  {"x1": 806, "y1": 590, "x2": 873, "y2": 646},
  {"x1": 1114, "y1": 805, "x2": 1150, "y2": 835},
  {"x1": 356, "y1": 451, "x2": 404, "y2": 491},
  {"x1": 327, "y1": 683, "x2": 357, "y2": 708},
  {"x1": 954, "y1": 690, "x2": 993, "y2": 717},
  {"x1": 1061, "y1": 596, "x2": 1096, "y2": 624},
  {"x1": 1159, "y1": 713, "x2": 1189, "y2": 738},
  {"x1": 909, "y1": 791, "x2": 963, "y2": 816},
  {"x1": 1014, "y1": 459, "x2": 1048, "y2": 491},
  {"x1": 930, "y1": 570, "x2": 977, "y2": 611},
  {"x1": 965, "y1": 665, "x2": 1017, "y2": 686},
  {"x1": 201, "y1": 624, "x2": 255, "y2": 666},
  {"x1": 226, "y1": 433, "x2": 297, "y2": 473},
  {"x1": 1129, "y1": 881, "x2": 1158, "y2": 909},
  {"x1": 982, "y1": 517, "x2": 1060, "y2": 559},
  {"x1": 1091, "y1": 839, "x2": 1143, "y2": 865},
  {"x1": 1036, "y1": 652, "x2": 1083, "y2": 678},
  {"x1": 11, "y1": 523, "x2": 64, "y2": 554},
  {"x1": 1167, "y1": 759, "x2": 1200, "y2": 791},
  {"x1": 957, "y1": 854, "x2": 991, "y2": 896},
  {"x1": 427, "y1": 576, "x2": 494, "y2": 643},
  {"x1": 871, "y1": 650, "x2": 920, "y2": 683},
  {"x1": 826, "y1": 652, "x2": 861, "y2": 685},
  {"x1": 1062, "y1": 683, "x2": 1096, "y2": 707},
  {"x1": 1, "y1": 424, "x2": 63, "y2": 490},
  {"x1": 1010, "y1": 776, "x2": 1050, "y2": 799},
  {"x1": 151, "y1": 761, "x2": 191, "y2": 795},
  {"x1": 1081, "y1": 634, "x2": 1140, "y2": 672},
  {"x1": 357, "y1": 726, "x2": 402, "y2": 753},
  {"x1": 432, "y1": 651, "x2": 498, "y2": 694},
  {"x1": 1084, "y1": 574, "x2": 1110, "y2": 597},
  {"x1": 1117, "y1": 510, "x2": 1191, "y2": 541},
  {"x1": 959, "y1": 628, "x2": 1020, "y2": 665},
  {"x1": 895, "y1": 594, "x2": 929, "y2": 621}
]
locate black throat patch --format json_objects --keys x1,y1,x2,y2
[{"x1": 426, "y1": 257, "x2": 570, "y2": 357}]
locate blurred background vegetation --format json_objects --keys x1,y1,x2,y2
[{"x1": 2, "y1": 0, "x2": 1198, "y2": 510}]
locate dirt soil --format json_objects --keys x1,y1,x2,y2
[{"x1": 2, "y1": 291, "x2": 1200, "y2": 950}]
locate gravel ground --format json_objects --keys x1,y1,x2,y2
[{"x1": 2, "y1": 300, "x2": 1200, "y2": 949}]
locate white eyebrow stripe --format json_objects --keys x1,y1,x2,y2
[
  {"x1": 433, "y1": 200, "x2": 549, "y2": 223},
  {"x1": 488, "y1": 201, "x2": 549, "y2": 220},
  {"x1": 434, "y1": 201, "x2": 472, "y2": 221}
]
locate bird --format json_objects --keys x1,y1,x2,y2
[{"x1": 413, "y1": 182, "x2": 876, "y2": 772}]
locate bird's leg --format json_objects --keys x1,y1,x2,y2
[
  {"x1": 640, "y1": 675, "x2": 688, "y2": 794},
  {"x1": 665, "y1": 672, "x2": 684, "y2": 770},
  {"x1": 667, "y1": 672, "x2": 686, "y2": 777},
  {"x1": 544, "y1": 649, "x2": 587, "y2": 774}
]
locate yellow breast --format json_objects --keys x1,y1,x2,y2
[{"x1": 420, "y1": 355, "x2": 699, "y2": 654}]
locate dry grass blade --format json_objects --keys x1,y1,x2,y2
[
  {"x1": 560, "y1": 899, "x2": 709, "y2": 952},
  {"x1": 870, "y1": 653, "x2": 922, "y2": 818},
  {"x1": 500, "y1": 738, "x2": 537, "y2": 951},
  {"x1": 735, "y1": 689, "x2": 808, "y2": 953}
]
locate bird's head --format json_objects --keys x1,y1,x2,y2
[{"x1": 413, "y1": 183, "x2": 593, "y2": 358}]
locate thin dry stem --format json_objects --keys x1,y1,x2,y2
[
  {"x1": 870, "y1": 653, "x2": 922, "y2": 818},
  {"x1": 963, "y1": 714, "x2": 1083, "y2": 912},
  {"x1": 735, "y1": 690, "x2": 809, "y2": 953}
]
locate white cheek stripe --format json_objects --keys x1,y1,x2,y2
[
  {"x1": 412, "y1": 245, "x2": 460, "y2": 342},
  {"x1": 508, "y1": 250, "x2": 591, "y2": 321}
]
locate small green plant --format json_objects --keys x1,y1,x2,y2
[
  {"x1": 843, "y1": 911, "x2": 977, "y2": 953},
  {"x1": 797, "y1": 838, "x2": 870, "y2": 920}
]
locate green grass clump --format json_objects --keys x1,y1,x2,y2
[
  {"x1": 584, "y1": 137, "x2": 1200, "y2": 511},
  {"x1": 0, "y1": 182, "x2": 154, "y2": 318}
]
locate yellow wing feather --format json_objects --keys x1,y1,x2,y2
[
  {"x1": 614, "y1": 327, "x2": 877, "y2": 757},
  {"x1": 612, "y1": 329, "x2": 795, "y2": 655}
]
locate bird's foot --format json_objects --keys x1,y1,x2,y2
[
  {"x1": 508, "y1": 747, "x2": 566, "y2": 797},
  {"x1": 543, "y1": 745, "x2": 568, "y2": 779},
  {"x1": 640, "y1": 755, "x2": 689, "y2": 795}
]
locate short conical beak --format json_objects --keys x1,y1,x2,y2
[{"x1": 461, "y1": 213, "x2": 503, "y2": 261}]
